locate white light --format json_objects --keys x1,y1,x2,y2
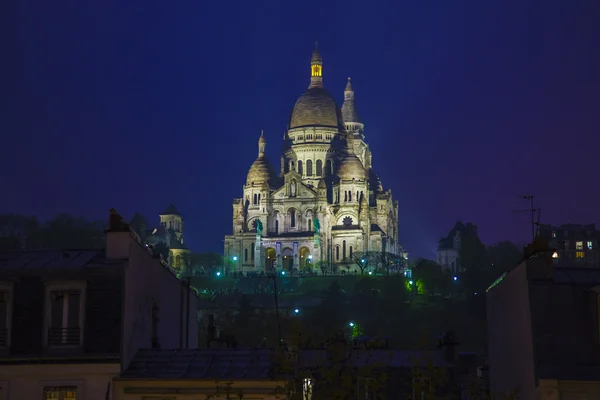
[
  {"x1": 294, "y1": 308, "x2": 299, "y2": 313},
  {"x1": 552, "y1": 251, "x2": 559, "y2": 259},
  {"x1": 216, "y1": 272, "x2": 221, "y2": 277},
  {"x1": 361, "y1": 259, "x2": 365, "y2": 263},
  {"x1": 233, "y1": 256, "x2": 237, "y2": 261},
  {"x1": 281, "y1": 271, "x2": 285, "y2": 275},
  {"x1": 349, "y1": 322, "x2": 354, "y2": 327},
  {"x1": 308, "y1": 254, "x2": 312, "y2": 259},
  {"x1": 368, "y1": 271, "x2": 372, "y2": 275},
  {"x1": 453, "y1": 276, "x2": 458, "y2": 281}
]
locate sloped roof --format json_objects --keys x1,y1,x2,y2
[
  {"x1": 121, "y1": 349, "x2": 275, "y2": 380},
  {"x1": 0, "y1": 249, "x2": 108, "y2": 271},
  {"x1": 162, "y1": 204, "x2": 180, "y2": 216}
]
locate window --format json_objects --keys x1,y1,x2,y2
[
  {"x1": 298, "y1": 160, "x2": 303, "y2": 175},
  {"x1": 576, "y1": 252, "x2": 585, "y2": 259},
  {"x1": 44, "y1": 386, "x2": 77, "y2": 400},
  {"x1": 316, "y1": 160, "x2": 322, "y2": 176},
  {"x1": 588, "y1": 241, "x2": 594, "y2": 250},
  {"x1": 336, "y1": 246, "x2": 340, "y2": 261},
  {"x1": 290, "y1": 210, "x2": 296, "y2": 228},
  {"x1": 349, "y1": 246, "x2": 353, "y2": 258},
  {"x1": 303, "y1": 378, "x2": 313, "y2": 400},
  {"x1": 576, "y1": 241, "x2": 583, "y2": 250},
  {"x1": 343, "y1": 241, "x2": 347, "y2": 260},
  {"x1": 244, "y1": 248, "x2": 248, "y2": 262},
  {"x1": 45, "y1": 283, "x2": 85, "y2": 347},
  {"x1": 275, "y1": 220, "x2": 279, "y2": 234},
  {"x1": 307, "y1": 160, "x2": 313, "y2": 176},
  {"x1": 552, "y1": 231, "x2": 556, "y2": 238},
  {"x1": 0, "y1": 283, "x2": 13, "y2": 349},
  {"x1": 308, "y1": 219, "x2": 312, "y2": 232}
]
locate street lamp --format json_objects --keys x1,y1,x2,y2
[
  {"x1": 294, "y1": 308, "x2": 299, "y2": 314},
  {"x1": 232, "y1": 256, "x2": 237, "y2": 261},
  {"x1": 349, "y1": 321, "x2": 355, "y2": 327},
  {"x1": 216, "y1": 272, "x2": 221, "y2": 277}
]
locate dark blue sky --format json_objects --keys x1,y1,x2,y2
[{"x1": 3, "y1": 0, "x2": 600, "y2": 259}]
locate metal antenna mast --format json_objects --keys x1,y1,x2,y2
[{"x1": 514, "y1": 195, "x2": 539, "y2": 242}]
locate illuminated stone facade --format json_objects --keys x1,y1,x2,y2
[{"x1": 224, "y1": 47, "x2": 399, "y2": 272}]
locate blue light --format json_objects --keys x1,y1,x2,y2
[
  {"x1": 349, "y1": 322, "x2": 355, "y2": 327},
  {"x1": 453, "y1": 276, "x2": 458, "y2": 281},
  {"x1": 216, "y1": 272, "x2": 221, "y2": 277},
  {"x1": 294, "y1": 308, "x2": 299, "y2": 314},
  {"x1": 233, "y1": 256, "x2": 237, "y2": 261},
  {"x1": 281, "y1": 271, "x2": 285, "y2": 275},
  {"x1": 361, "y1": 259, "x2": 365, "y2": 263}
]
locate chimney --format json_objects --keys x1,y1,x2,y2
[{"x1": 106, "y1": 208, "x2": 131, "y2": 259}]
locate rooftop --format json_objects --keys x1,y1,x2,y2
[
  {"x1": 0, "y1": 249, "x2": 111, "y2": 271},
  {"x1": 121, "y1": 349, "x2": 275, "y2": 380}
]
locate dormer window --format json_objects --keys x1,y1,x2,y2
[{"x1": 45, "y1": 282, "x2": 86, "y2": 348}]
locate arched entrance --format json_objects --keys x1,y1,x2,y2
[
  {"x1": 282, "y1": 248, "x2": 294, "y2": 270},
  {"x1": 299, "y1": 246, "x2": 312, "y2": 270},
  {"x1": 265, "y1": 248, "x2": 276, "y2": 271}
]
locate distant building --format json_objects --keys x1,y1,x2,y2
[
  {"x1": 130, "y1": 204, "x2": 192, "y2": 275},
  {"x1": 0, "y1": 209, "x2": 197, "y2": 400},
  {"x1": 437, "y1": 222, "x2": 478, "y2": 274},
  {"x1": 224, "y1": 46, "x2": 400, "y2": 274},
  {"x1": 537, "y1": 223, "x2": 599, "y2": 268},
  {"x1": 487, "y1": 243, "x2": 600, "y2": 399}
]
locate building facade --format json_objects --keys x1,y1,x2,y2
[
  {"x1": 224, "y1": 47, "x2": 399, "y2": 273},
  {"x1": 0, "y1": 209, "x2": 197, "y2": 400},
  {"x1": 537, "y1": 223, "x2": 599, "y2": 269},
  {"x1": 437, "y1": 222, "x2": 479, "y2": 274},
  {"x1": 487, "y1": 241, "x2": 600, "y2": 399}
]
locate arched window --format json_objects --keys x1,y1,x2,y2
[
  {"x1": 244, "y1": 248, "x2": 248, "y2": 262},
  {"x1": 344, "y1": 191, "x2": 348, "y2": 202},
  {"x1": 253, "y1": 194, "x2": 257, "y2": 205},
  {"x1": 325, "y1": 160, "x2": 332, "y2": 176},
  {"x1": 336, "y1": 245, "x2": 340, "y2": 260},
  {"x1": 289, "y1": 209, "x2": 296, "y2": 228},
  {"x1": 298, "y1": 160, "x2": 303, "y2": 175},
  {"x1": 275, "y1": 220, "x2": 279, "y2": 234},
  {"x1": 258, "y1": 193, "x2": 261, "y2": 203},
  {"x1": 349, "y1": 192, "x2": 352, "y2": 202},
  {"x1": 343, "y1": 240, "x2": 347, "y2": 260},
  {"x1": 251, "y1": 242, "x2": 255, "y2": 261},
  {"x1": 307, "y1": 160, "x2": 313, "y2": 176},
  {"x1": 308, "y1": 219, "x2": 312, "y2": 232},
  {"x1": 316, "y1": 160, "x2": 323, "y2": 176},
  {"x1": 349, "y1": 246, "x2": 353, "y2": 258}
]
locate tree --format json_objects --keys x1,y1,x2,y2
[
  {"x1": 191, "y1": 252, "x2": 223, "y2": 275},
  {"x1": 28, "y1": 214, "x2": 105, "y2": 249},
  {"x1": 349, "y1": 251, "x2": 377, "y2": 275},
  {"x1": 0, "y1": 214, "x2": 39, "y2": 249},
  {"x1": 412, "y1": 259, "x2": 450, "y2": 296}
]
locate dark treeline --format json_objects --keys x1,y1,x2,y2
[{"x1": 0, "y1": 213, "x2": 106, "y2": 250}]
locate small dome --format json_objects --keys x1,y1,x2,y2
[
  {"x1": 289, "y1": 87, "x2": 346, "y2": 130},
  {"x1": 338, "y1": 153, "x2": 366, "y2": 181},
  {"x1": 246, "y1": 156, "x2": 276, "y2": 186},
  {"x1": 318, "y1": 179, "x2": 327, "y2": 189},
  {"x1": 311, "y1": 47, "x2": 322, "y2": 63}
]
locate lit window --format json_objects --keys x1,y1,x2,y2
[
  {"x1": 576, "y1": 252, "x2": 585, "y2": 259},
  {"x1": 576, "y1": 241, "x2": 583, "y2": 250},
  {"x1": 303, "y1": 378, "x2": 313, "y2": 400},
  {"x1": 44, "y1": 386, "x2": 77, "y2": 400},
  {"x1": 588, "y1": 241, "x2": 593, "y2": 250},
  {"x1": 552, "y1": 231, "x2": 556, "y2": 238}
]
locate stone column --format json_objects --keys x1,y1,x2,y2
[
  {"x1": 293, "y1": 241, "x2": 299, "y2": 269},
  {"x1": 254, "y1": 237, "x2": 262, "y2": 270}
]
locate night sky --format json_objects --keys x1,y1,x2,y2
[{"x1": 4, "y1": 0, "x2": 600, "y2": 259}]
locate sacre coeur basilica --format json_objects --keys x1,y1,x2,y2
[{"x1": 224, "y1": 46, "x2": 401, "y2": 273}]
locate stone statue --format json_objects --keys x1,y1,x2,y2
[
  {"x1": 313, "y1": 217, "x2": 321, "y2": 234},
  {"x1": 253, "y1": 219, "x2": 263, "y2": 235},
  {"x1": 290, "y1": 180, "x2": 297, "y2": 197}
]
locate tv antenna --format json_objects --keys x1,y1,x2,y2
[{"x1": 513, "y1": 195, "x2": 540, "y2": 242}]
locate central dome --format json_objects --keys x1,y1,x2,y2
[{"x1": 289, "y1": 87, "x2": 346, "y2": 130}]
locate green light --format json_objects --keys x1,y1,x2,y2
[{"x1": 409, "y1": 280, "x2": 413, "y2": 285}]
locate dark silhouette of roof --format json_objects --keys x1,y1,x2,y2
[
  {"x1": 0, "y1": 249, "x2": 108, "y2": 271},
  {"x1": 121, "y1": 349, "x2": 275, "y2": 380},
  {"x1": 162, "y1": 204, "x2": 180, "y2": 216}
]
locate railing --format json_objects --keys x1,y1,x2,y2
[
  {"x1": 0, "y1": 328, "x2": 7, "y2": 347},
  {"x1": 48, "y1": 327, "x2": 80, "y2": 346}
]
